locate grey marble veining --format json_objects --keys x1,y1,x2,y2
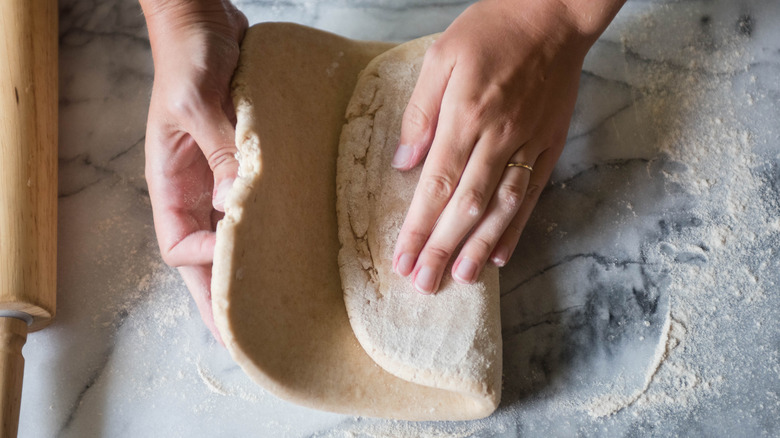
[{"x1": 17, "y1": 0, "x2": 779, "y2": 436}]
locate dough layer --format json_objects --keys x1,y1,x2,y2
[
  {"x1": 336, "y1": 35, "x2": 502, "y2": 406},
  {"x1": 213, "y1": 22, "x2": 501, "y2": 421}
]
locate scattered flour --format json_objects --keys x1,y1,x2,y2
[
  {"x1": 197, "y1": 363, "x2": 229, "y2": 396},
  {"x1": 584, "y1": 306, "x2": 674, "y2": 417},
  {"x1": 327, "y1": 418, "x2": 508, "y2": 438},
  {"x1": 195, "y1": 360, "x2": 262, "y2": 403},
  {"x1": 579, "y1": 5, "x2": 775, "y2": 421}
]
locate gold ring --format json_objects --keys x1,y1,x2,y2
[{"x1": 507, "y1": 162, "x2": 533, "y2": 172}]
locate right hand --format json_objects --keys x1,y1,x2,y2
[{"x1": 391, "y1": 0, "x2": 625, "y2": 294}]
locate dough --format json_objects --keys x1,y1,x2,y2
[
  {"x1": 212, "y1": 22, "x2": 501, "y2": 421},
  {"x1": 336, "y1": 37, "x2": 502, "y2": 406}
]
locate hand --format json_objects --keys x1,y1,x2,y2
[
  {"x1": 141, "y1": 0, "x2": 247, "y2": 342},
  {"x1": 391, "y1": 0, "x2": 623, "y2": 294}
]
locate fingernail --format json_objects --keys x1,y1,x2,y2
[
  {"x1": 414, "y1": 266, "x2": 436, "y2": 294},
  {"x1": 391, "y1": 144, "x2": 413, "y2": 169},
  {"x1": 213, "y1": 178, "x2": 235, "y2": 211},
  {"x1": 491, "y1": 249, "x2": 508, "y2": 267},
  {"x1": 454, "y1": 257, "x2": 478, "y2": 284},
  {"x1": 396, "y1": 253, "x2": 415, "y2": 277}
]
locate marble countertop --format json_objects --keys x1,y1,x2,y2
[{"x1": 21, "y1": 0, "x2": 779, "y2": 436}]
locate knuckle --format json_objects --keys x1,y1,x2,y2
[
  {"x1": 421, "y1": 174, "x2": 456, "y2": 203},
  {"x1": 496, "y1": 117, "x2": 521, "y2": 140},
  {"x1": 168, "y1": 88, "x2": 223, "y2": 126},
  {"x1": 424, "y1": 40, "x2": 444, "y2": 62},
  {"x1": 403, "y1": 101, "x2": 433, "y2": 134},
  {"x1": 423, "y1": 244, "x2": 452, "y2": 263},
  {"x1": 400, "y1": 226, "x2": 430, "y2": 248},
  {"x1": 462, "y1": 101, "x2": 489, "y2": 128},
  {"x1": 461, "y1": 88, "x2": 524, "y2": 141},
  {"x1": 525, "y1": 183, "x2": 543, "y2": 202},
  {"x1": 497, "y1": 182, "x2": 525, "y2": 211},
  {"x1": 160, "y1": 246, "x2": 180, "y2": 268},
  {"x1": 468, "y1": 234, "x2": 494, "y2": 258},
  {"x1": 169, "y1": 97, "x2": 195, "y2": 121},
  {"x1": 206, "y1": 148, "x2": 236, "y2": 171},
  {"x1": 456, "y1": 188, "x2": 486, "y2": 217},
  {"x1": 168, "y1": 88, "x2": 203, "y2": 121},
  {"x1": 506, "y1": 220, "x2": 524, "y2": 239}
]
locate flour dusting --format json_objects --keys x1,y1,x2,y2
[{"x1": 577, "y1": 5, "x2": 775, "y2": 420}]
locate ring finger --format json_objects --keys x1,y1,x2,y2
[
  {"x1": 490, "y1": 146, "x2": 558, "y2": 267},
  {"x1": 451, "y1": 148, "x2": 536, "y2": 284},
  {"x1": 409, "y1": 135, "x2": 520, "y2": 293}
]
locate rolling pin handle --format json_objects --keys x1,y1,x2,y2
[{"x1": 0, "y1": 316, "x2": 30, "y2": 438}]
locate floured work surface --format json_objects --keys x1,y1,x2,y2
[{"x1": 213, "y1": 22, "x2": 501, "y2": 421}]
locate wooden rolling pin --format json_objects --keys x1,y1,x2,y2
[{"x1": 0, "y1": 0, "x2": 58, "y2": 436}]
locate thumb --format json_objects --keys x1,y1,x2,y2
[
  {"x1": 393, "y1": 43, "x2": 453, "y2": 170},
  {"x1": 189, "y1": 102, "x2": 239, "y2": 212}
]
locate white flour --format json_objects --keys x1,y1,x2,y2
[{"x1": 581, "y1": 6, "x2": 773, "y2": 419}]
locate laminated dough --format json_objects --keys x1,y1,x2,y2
[{"x1": 212, "y1": 22, "x2": 502, "y2": 421}]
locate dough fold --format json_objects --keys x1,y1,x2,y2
[
  {"x1": 213, "y1": 22, "x2": 501, "y2": 421},
  {"x1": 336, "y1": 35, "x2": 502, "y2": 408}
]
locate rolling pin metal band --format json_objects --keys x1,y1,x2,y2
[{"x1": 0, "y1": 313, "x2": 32, "y2": 327}]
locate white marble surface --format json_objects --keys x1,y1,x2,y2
[{"x1": 19, "y1": 0, "x2": 779, "y2": 436}]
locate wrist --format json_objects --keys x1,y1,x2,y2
[
  {"x1": 499, "y1": 0, "x2": 624, "y2": 57},
  {"x1": 141, "y1": 0, "x2": 232, "y2": 24},
  {"x1": 556, "y1": 0, "x2": 625, "y2": 43},
  {"x1": 143, "y1": 0, "x2": 212, "y2": 29},
  {"x1": 140, "y1": 0, "x2": 244, "y2": 56}
]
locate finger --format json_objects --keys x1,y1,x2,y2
[
  {"x1": 491, "y1": 146, "x2": 558, "y2": 267},
  {"x1": 159, "y1": 227, "x2": 216, "y2": 267},
  {"x1": 392, "y1": 41, "x2": 454, "y2": 170},
  {"x1": 151, "y1": 174, "x2": 216, "y2": 267},
  {"x1": 392, "y1": 80, "x2": 479, "y2": 280},
  {"x1": 179, "y1": 265, "x2": 224, "y2": 346},
  {"x1": 181, "y1": 95, "x2": 239, "y2": 212},
  {"x1": 452, "y1": 151, "x2": 533, "y2": 283},
  {"x1": 410, "y1": 133, "x2": 512, "y2": 293},
  {"x1": 144, "y1": 128, "x2": 218, "y2": 269}
]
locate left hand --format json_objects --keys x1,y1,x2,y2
[
  {"x1": 391, "y1": 0, "x2": 621, "y2": 293},
  {"x1": 141, "y1": 0, "x2": 248, "y2": 342}
]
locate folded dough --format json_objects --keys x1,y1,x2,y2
[
  {"x1": 336, "y1": 35, "x2": 502, "y2": 410},
  {"x1": 212, "y1": 22, "x2": 501, "y2": 421}
]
